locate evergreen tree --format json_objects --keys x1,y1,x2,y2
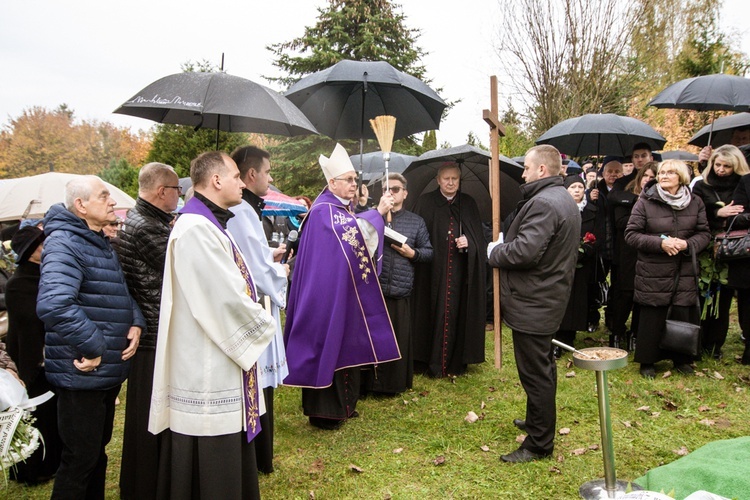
[
  {"x1": 266, "y1": 0, "x2": 431, "y2": 196},
  {"x1": 267, "y1": 0, "x2": 426, "y2": 87},
  {"x1": 100, "y1": 158, "x2": 139, "y2": 198}
]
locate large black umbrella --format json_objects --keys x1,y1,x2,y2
[
  {"x1": 536, "y1": 114, "x2": 666, "y2": 157},
  {"x1": 349, "y1": 152, "x2": 418, "y2": 184},
  {"x1": 402, "y1": 144, "x2": 523, "y2": 223},
  {"x1": 649, "y1": 74, "x2": 750, "y2": 146},
  {"x1": 114, "y1": 72, "x2": 318, "y2": 144},
  {"x1": 284, "y1": 60, "x2": 446, "y2": 141},
  {"x1": 648, "y1": 74, "x2": 750, "y2": 112},
  {"x1": 688, "y1": 113, "x2": 750, "y2": 148}
]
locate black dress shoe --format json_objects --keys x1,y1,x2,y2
[
  {"x1": 501, "y1": 447, "x2": 551, "y2": 463},
  {"x1": 309, "y1": 417, "x2": 344, "y2": 430},
  {"x1": 639, "y1": 364, "x2": 655, "y2": 379},
  {"x1": 513, "y1": 419, "x2": 527, "y2": 432}
]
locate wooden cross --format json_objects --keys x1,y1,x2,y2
[{"x1": 483, "y1": 75, "x2": 506, "y2": 369}]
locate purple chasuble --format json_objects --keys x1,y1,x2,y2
[
  {"x1": 180, "y1": 196, "x2": 261, "y2": 442},
  {"x1": 283, "y1": 188, "x2": 400, "y2": 388}
]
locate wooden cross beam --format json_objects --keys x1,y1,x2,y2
[{"x1": 483, "y1": 75, "x2": 506, "y2": 369}]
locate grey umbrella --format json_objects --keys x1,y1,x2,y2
[
  {"x1": 402, "y1": 144, "x2": 523, "y2": 223},
  {"x1": 536, "y1": 113, "x2": 666, "y2": 157},
  {"x1": 688, "y1": 113, "x2": 750, "y2": 148},
  {"x1": 114, "y1": 72, "x2": 318, "y2": 147},
  {"x1": 349, "y1": 152, "x2": 418, "y2": 183}
]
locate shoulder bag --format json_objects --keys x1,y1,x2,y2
[
  {"x1": 659, "y1": 249, "x2": 701, "y2": 358},
  {"x1": 714, "y1": 215, "x2": 750, "y2": 261}
]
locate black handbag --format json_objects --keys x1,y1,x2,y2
[
  {"x1": 714, "y1": 215, "x2": 750, "y2": 261},
  {"x1": 659, "y1": 250, "x2": 701, "y2": 358}
]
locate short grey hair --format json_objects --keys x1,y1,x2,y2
[
  {"x1": 139, "y1": 162, "x2": 176, "y2": 192},
  {"x1": 65, "y1": 176, "x2": 99, "y2": 214}
]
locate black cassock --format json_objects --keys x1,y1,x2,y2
[{"x1": 412, "y1": 190, "x2": 487, "y2": 377}]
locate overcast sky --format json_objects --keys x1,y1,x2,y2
[{"x1": 1, "y1": 0, "x2": 748, "y2": 148}]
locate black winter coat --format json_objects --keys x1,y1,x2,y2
[
  {"x1": 624, "y1": 184, "x2": 711, "y2": 308},
  {"x1": 489, "y1": 176, "x2": 581, "y2": 335},
  {"x1": 114, "y1": 198, "x2": 174, "y2": 349},
  {"x1": 5, "y1": 261, "x2": 46, "y2": 390},
  {"x1": 609, "y1": 189, "x2": 639, "y2": 291},
  {"x1": 559, "y1": 200, "x2": 602, "y2": 331},
  {"x1": 379, "y1": 208, "x2": 433, "y2": 299},
  {"x1": 728, "y1": 174, "x2": 750, "y2": 288},
  {"x1": 691, "y1": 171, "x2": 741, "y2": 233}
]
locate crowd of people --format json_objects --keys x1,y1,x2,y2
[{"x1": 1, "y1": 129, "x2": 750, "y2": 496}]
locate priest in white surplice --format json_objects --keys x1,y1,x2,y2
[
  {"x1": 149, "y1": 151, "x2": 274, "y2": 500},
  {"x1": 227, "y1": 145, "x2": 289, "y2": 474}
]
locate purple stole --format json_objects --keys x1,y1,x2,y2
[{"x1": 180, "y1": 196, "x2": 261, "y2": 442}]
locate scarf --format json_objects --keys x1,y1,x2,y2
[
  {"x1": 656, "y1": 184, "x2": 692, "y2": 211},
  {"x1": 576, "y1": 198, "x2": 587, "y2": 212}
]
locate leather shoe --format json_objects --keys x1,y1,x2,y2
[
  {"x1": 675, "y1": 363, "x2": 694, "y2": 375},
  {"x1": 639, "y1": 364, "x2": 655, "y2": 379},
  {"x1": 501, "y1": 447, "x2": 550, "y2": 463},
  {"x1": 513, "y1": 419, "x2": 527, "y2": 432}
]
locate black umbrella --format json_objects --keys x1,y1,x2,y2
[
  {"x1": 659, "y1": 150, "x2": 699, "y2": 161},
  {"x1": 688, "y1": 113, "x2": 750, "y2": 148},
  {"x1": 349, "y1": 152, "x2": 418, "y2": 184},
  {"x1": 649, "y1": 74, "x2": 750, "y2": 146},
  {"x1": 536, "y1": 113, "x2": 666, "y2": 157},
  {"x1": 114, "y1": 72, "x2": 318, "y2": 147},
  {"x1": 284, "y1": 60, "x2": 446, "y2": 141},
  {"x1": 648, "y1": 74, "x2": 750, "y2": 112},
  {"x1": 402, "y1": 144, "x2": 523, "y2": 223}
]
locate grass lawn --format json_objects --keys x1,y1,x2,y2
[{"x1": 3, "y1": 323, "x2": 750, "y2": 499}]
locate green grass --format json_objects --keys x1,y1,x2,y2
[{"x1": 3, "y1": 322, "x2": 750, "y2": 499}]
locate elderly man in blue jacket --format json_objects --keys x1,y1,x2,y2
[{"x1": 37, "y1": 175, "x2": 145, "y2": 499}]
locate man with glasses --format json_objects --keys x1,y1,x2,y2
[
  {"x1": 412, "y1": 163, "x2": 487, "y2": 378},
  {"x1": 284, "y1": 143, "x2": 400, "y2": 430},
  {"x1": 114, "y1": 162, "x2": 179, "y2": 499},
  {"x1": 363, "y1": 173, "x2": 432, "y2": 396}
]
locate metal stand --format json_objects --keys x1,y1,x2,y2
[{"x1": 572, "y1": 349, "x2": 643, "y2": 499}]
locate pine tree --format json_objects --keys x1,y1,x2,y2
[
  {"x1": 265, "y1": 0, "x2": 431, "y2": 196},
  {"x1": 267, "y1": 0, "x2": 426, "y2": 87}
]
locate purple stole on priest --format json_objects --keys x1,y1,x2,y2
[{"x1": 180, "y1": 196, "x2": 261, "y2": 442}]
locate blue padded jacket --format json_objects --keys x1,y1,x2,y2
[{"x1": 38, "y1": 204, "x2": 145, "y2": 390}]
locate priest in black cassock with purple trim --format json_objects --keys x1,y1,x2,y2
[
  {"x1": 284, "y1": 143, "x2": 401, "y2": 430},
  {"x1": 412, "y1": 163, "x2": 487, "y2": 378}
]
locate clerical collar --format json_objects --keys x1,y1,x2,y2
[
  {"x1": 241, "y1": 189, "x2": 266, "y2": 220},
  {"x1": 333, "y1": 193, "x2": 354, "y2": 208},
  {"x1": 194, "y1": 192, "x2": 235, "y2": 229}
]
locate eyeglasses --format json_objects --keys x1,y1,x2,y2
[
  {"x1": 164, "y1": 185, "x2": 183, "y2": 194},
  {"x1": 658, "y1": 170, "x2": 679, "y2": 177},
  {"x1": 387, "y1": 186, "x2": 404, "y2": 193},
  {"x1": 333, "y1": 176, "x2": 359, "y2": 184},
  {"x1": 108, "y1": 221, "x2": 122, "y2": 228}
]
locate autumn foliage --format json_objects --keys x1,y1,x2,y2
[{"x1": 0, "y1": 105, "x2": 150, "y2": 179}]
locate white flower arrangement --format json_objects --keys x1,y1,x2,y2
[{"x1": 0, "y1": 407, "x2": 42, "y2": 478}]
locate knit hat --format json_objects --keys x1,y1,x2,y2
[
  {"x1": 564, "y1": 175, "x2": 585, "y2": 189},
  {"x1": 319, "y1": 143, "x2": 355, "y2": 182},
  {"x1": 10, "y1": 226, "x2": 45, "y2": 263}
]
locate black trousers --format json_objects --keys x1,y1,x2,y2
[
  {"x1": 700, "y1": 285, "x2": 734, "y2": 353},
  {"x1": 512, "y1": 330, "x2": 556, "y2": 455},
  {"x1": 51, "y1": 385, "x2": 120, "y2": 500}
]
